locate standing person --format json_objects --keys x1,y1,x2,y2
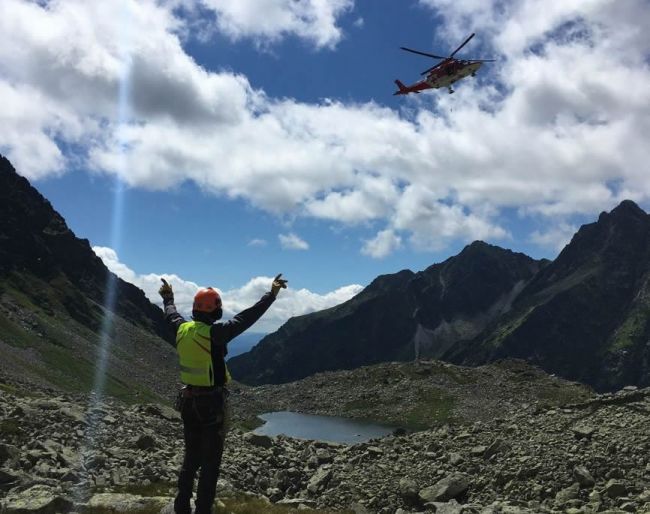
[{"x1": 158, "y1": 274, "x2": 288, "y2": 514}]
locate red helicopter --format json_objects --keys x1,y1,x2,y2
[{"x1": 394, "y1": 33, "x2": 495, "y2": 95}]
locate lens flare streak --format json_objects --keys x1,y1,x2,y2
[{"x1": 76, "y1": 1, "x2": 133, "y2": 498}]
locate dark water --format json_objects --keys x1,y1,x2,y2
[{"x1": 253, "y1": 411, "x2": 396, "y2": 444}]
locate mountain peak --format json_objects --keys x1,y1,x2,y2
[
  {"x1": 606, "y1": 199, "x2": 647, "y2": 220},
  {"x1": 456, "y1": 240, "x2": 494, "y2": 257}
]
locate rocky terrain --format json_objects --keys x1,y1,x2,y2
[
  {"x1": 229, "y1": 359, "x2": 592, "y2": 430},
  {"x1": 448, "y1": 200, "x2": 650, "y2": 392},
  {"x1": 1, "y1": 155, "x2": 649, "y2": 513},
  {"x1": 231, "y1": 201, "x2": 650, "y2": 393},
  {"x1": 1, "y1": 361, "x2": 649, "y2": 514},
  {"x1": 229, "y1": 242, "x2": 543, "y2": 386},
  {"x1": 0, "y1": 155, "x2": 177, "y2": 402}
]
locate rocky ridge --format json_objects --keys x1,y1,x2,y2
[
  {"x1": 448, "y1": 200, "x2": 650, "y2": 391},
  {"x1": 230, "y1": 201, "x2": 650, "y2": 393},
  {"x1": 1, "y1": 365, "x2": 649, "y2": 514},
  {"x1": 229, "y1": 359, "x2": 592, "y2": 430},
  {"x1": 229, "y1": 242, "x2": 543, "y2": 386},
  {"x1": 0, "y1": 154, "x2": 177, "y2": 402}
]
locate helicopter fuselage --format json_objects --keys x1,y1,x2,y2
[
  {"x1": 394, "y1": 60, "x2": 483, "y2": 95},
  {"x1": 395, "y1": 33, "x2": 492, "y2": 95},
  {"x1": 425, "y1": 61, "x2": 482, "y2": 88}
]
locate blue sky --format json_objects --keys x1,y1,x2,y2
[{"x1": 2, "y1": 0, "x2": 649, "y2": 332}]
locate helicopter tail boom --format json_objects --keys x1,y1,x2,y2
[{"x1": 394, "y1": 79, "x2": 409, "y2": 95}]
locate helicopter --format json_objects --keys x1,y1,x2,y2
[{"x1": 394, "y1": 33, "x2": 495, "y2": 95}]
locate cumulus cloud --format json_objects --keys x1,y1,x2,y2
[
  {"x1": 2, "y1": 0, "x2": 650, "y2": 258},
  {"x1": 93, "y1": 246, "x2": 202, "y2": 316},
  {"x1": 247, "y1": 238, "x2": 268, "y2": 247},
  {"x1": 222, "y1": 276, "x2": 363, "y2": 333},
  {"x1": 196, "y1": 0, "x2": 354, "y2": 49},
  {"x1": 392, "y1": 187, "x2": 509, "y2": 251},
  {"x1": 93, "y1": 246, "x2": 363, "y2": 332},
  {"x1": 278, "y1": 232, "x2": 309, "y2": 250},
  {"x1": 529, "y1": 222, "x2": 577, "y2": 253},
  {"x1": 361, "y1": 229, "x2": 402, "y2": 259}
]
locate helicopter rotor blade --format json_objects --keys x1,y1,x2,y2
[
  {"x1": 450, "y1": 32, "x2": 475, "y2": 58},
  {"x1": 400, "y1": 47, "x2": 447, "y2": 60},
  {"x1": 420, "y1": 62, "x2": 444, "y2": 75}
]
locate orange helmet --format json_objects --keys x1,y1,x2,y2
[{"x1": 193, "y1": 287, "x2": 222, "y2": 313}]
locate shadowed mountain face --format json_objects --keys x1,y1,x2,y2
[
  {"x1": 446, "y1": 200, "x2": 650, "y2": 391},
  {"x1": 0, "y1": 155, "x2": 168, "y2": 339},
  {"x1": 228, "y1": 242, "x2": 544, "y2": 385},
  {"x1": 230, "y1": 200, "x2": 650, "y2": 391},
  {"x1": 0, "y1": 155, "x2": 175, "y2": 400}
]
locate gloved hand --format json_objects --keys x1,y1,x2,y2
[
  {"x1": 159, "y1": 278, "x2": 174, "y2": 302},
  {"x1": 271, "y1": 273, "x2": 288, "y2": 297}
]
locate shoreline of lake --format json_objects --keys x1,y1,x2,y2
[{"x1": 253, "y1": 410, "x2": 399, "y2": 444}]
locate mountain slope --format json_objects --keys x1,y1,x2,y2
[
  {"x1": 446, "y1": 200, "x2": 650, "y2": 391},
  {"x1": 228, "y1": 242, "x2": 543, "y2": 384},
  {"x1": 0, "y1": 155, "x2": 176, "y2": 401}
]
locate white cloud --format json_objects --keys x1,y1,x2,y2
[
  {"x1": 197, "y1": 0, "x2": 354, "y2": 49},
  {"x1": 278, "y1": 232, "x2": 309, "y2": 250},
  {"x1": 93, "y1": 246, "x2": 202, "y2": 316},
  {"x1": 247, "y1": 238, "x2": 268, "y2": 247},
  {"x1": 392, "y1": 187, "x2": 509, "y2": 251},
  {"x1": 361, "y1": 229, "x2": 402, "y2": 259},
  {"x1": 93, "y1": 246, "x2": 363, "y2": 332},
  {"x1": 530, "y1": 222, "x2": 577, "y2": 253},
  {"x1": 305, "y1": 174, "x2": 400, "y2": 223},
  {"x1": 222, "y1": 276, "x2": 364, "y2": 332},
  {"x1": 3, "y1": 0, "x2": 650, "y2": 259}
]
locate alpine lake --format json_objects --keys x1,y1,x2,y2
[{"x1": 253, "y1": 411, "x2": 399, "y2": 444}]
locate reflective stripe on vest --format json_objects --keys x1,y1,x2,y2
[{"x1": 176, "y1": 321, "x2": 214, "y2": 386}]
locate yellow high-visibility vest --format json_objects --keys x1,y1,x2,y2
[{"x1": 176, "y1": 321, "x2": 231, "y2": 385}]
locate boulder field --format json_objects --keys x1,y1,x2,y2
[{"x1": 1, "y1": 367, "x2": 649, "y2": 513}]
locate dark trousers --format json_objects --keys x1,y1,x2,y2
[{"x1": 174, "y1": 390, "x2": 228, "y2": 514}]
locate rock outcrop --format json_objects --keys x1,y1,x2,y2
[
  {"x1": 232, "y1": 200, "x2": 650, "y2": 392},
  {"x1": 448, "y1": 200, "x2": 650, "y2": 391},
  {"x1": 0, "y1": 155, "x2": 177, "y2": 400},
  {"x1": 230, "y1": 242, "x2": 542, "y2": 385},
  {"x1": 0, "y1": 155, "x2": 169, "y2": 339},
  {"x1": 1, "y1": 366, "x2": 649, "y2": 513}
]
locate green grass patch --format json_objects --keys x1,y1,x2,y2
[
  {"x1": 434, "y1": 364, "x2": 476, "y2": 385},
  {"x1": 0, "y1": 382, "x2": 20, "y2": 395},
  {"x1": 343, "y1": 398, "x2": 374, "y2": 411},
  {"x1": 81, "y1": 505, "x2": 164, "y2": 514},
  {"x1": 536, "y1": 384, "x2": 591, "y2": 407},
  {"x1": 93, "y1": 481, "x2": 175, "y2": 497},
  {"x1": 38, "y1": 344, "x2": 102, "y2": 392},
  {"x1": 610, "y1": 306, "x2": 650, "y2": 351},
  {"x1": 485, "y1": 307, "x2": 534, "y2": 348},
  {"x1": 397, "y1": 362, "x2": 474, "y2": 385},
  {"x1": 217, "y1": 494, "x2": 352, "y2": 514},
  {"x1": 0, "y1": 311, "x2": 39, "y2": 348},
  {"x1": 36, "y1": 344, "x2": 150, "y2": 402},
  {"x1": 82, "y1": 489, "x2": 351, "y2": 514},
  {"x1": 233, "y1": 416, "x2": 265, "y2": 431},
  {"x1": 404, "y1": 388, "x2": 456, "y2": 430},
  {"x1": 0, "y1": 419, "x2": 21, "y2": 436}
]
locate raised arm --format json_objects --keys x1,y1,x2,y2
[
  {"x1": 159, "y1": 278, "x2": 186, "y2": 338},
  {"x1": 213, "y1": 273, "x2": 288, "y2": 345}
]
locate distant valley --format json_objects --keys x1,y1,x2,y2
[{"x1": 227, "y1": 332, "x2": 266, "y2": 359}]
